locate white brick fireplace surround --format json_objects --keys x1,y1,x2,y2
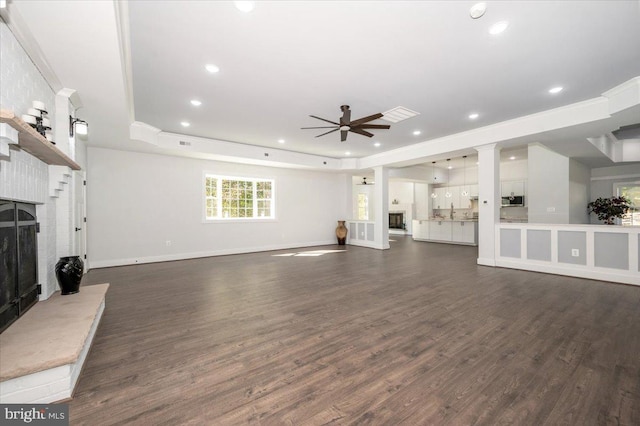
[{"x1": 1, "y1": 16, "x2": 97, "y2": 403}]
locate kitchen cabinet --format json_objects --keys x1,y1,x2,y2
[
  {"x1": 412, "y1": 220, "x2": 429, "y2": 239},
  {"x1": 429, "y1": 220, "x2": 452, "y2": 241},
  {"x1": 458, "y1": 187, "x2": 471, "y2": 209},
  {"x1": 450, "y1": 189, "x2": 461, "y2": 210},
  {"x1": 413, "y1": 220, "x2": 477, "y2": 245},
  {"x1": 501, "y1": 180, "x2": 525, "y2": 197},
  {"x1": 432, "y1": 185, "x2": 475, "y2": 209},
  {"x1": 433, "y1": 187, "x2": 447, "y2": 209},
  {"x1": 469, "y1": 184, "x2": 479, "y2": 198},
  {"x1": 451, "y1": 221, "x2": 476, "y2": 244}
]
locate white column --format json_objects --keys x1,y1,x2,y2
[
  {"x1": 373, "y1": 166, "x2": 390, "y2": 249},
  {"x1": 475, "y1": 144, "x2": 501, "y2": 266}
]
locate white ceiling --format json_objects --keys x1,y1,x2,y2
[
  {"x1": 4, "y1": 1, "x2": 640, "y2": 169},
  {"x1": 126, "y1": 1, "x2": 640, "y2": 160}
]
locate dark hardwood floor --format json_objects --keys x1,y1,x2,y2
[{"x1": 70, "y1": 237, "x2": 640, "y2": 425}]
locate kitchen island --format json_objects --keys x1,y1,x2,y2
[{"x1": 412, "y1": 219, "x2": 478, "y2": 246}]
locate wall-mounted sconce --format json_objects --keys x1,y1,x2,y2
[{"x1": 69, "y1": 116, "x2": 89, "y2": 137}]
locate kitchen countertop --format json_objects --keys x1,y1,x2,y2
[
  {"x1": 415, "y1": 218, "x2": 478, "y2": 222},
  {"x1": 500, "y1": 217, "x2": 528, "y2": 222}
]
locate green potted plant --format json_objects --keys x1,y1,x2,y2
[{"x1": 587, "y1": 196, "x2": 631, "y2": 224}]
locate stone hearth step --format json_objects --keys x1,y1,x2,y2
[{"x1": 0, "y1": 283, "x2": 109, "y2": 403}]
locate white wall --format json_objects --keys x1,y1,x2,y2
[
  {"x1": 389, "y1": 181, "x2": 414, "y2": 205},
  {"x1": 500, "y1": 159, "x2": 528, "y2": 181},
  {"x1": 448, "y1": 165, "x2": 479, "y2": 185},
  {"x1": 414, "y1": 183, "x2": 429, "y2": 219},
  {"x1": 591, "y1": 164, "x2": 640, "y2": 198},
  {"x1": 528, "y1": 144, "x2": 570, "y2": 223},
  {"x1": 568, "y1": 158, "x2": 590, "y2": 224},
  {"x1": 87, "y1": 148, "x2": 348, "y2": 267}
]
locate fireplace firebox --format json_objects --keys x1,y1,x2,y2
[
  {"x1": 389, "y1": 212, "x2": 405, "y2": 230},
  {"x1": 0, "y1": 201, "x2": 39, "y2": 334}
]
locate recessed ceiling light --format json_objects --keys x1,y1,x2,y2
[
  {"x1": 447, "y1": 165, "x2": 453, "y2": 170},
  {"x1": 278, "y1": 139, "x2": 285, "y2": 144},
  {"x1": 548, "y1": 86, "x2": 563, "y2": 94},
  {"x1": 234, "y1": 1, "x2": 255, "y2": 13},
  {"x1": 489, "y1": 21, "x2": 509, "y2": 35},
  {"x1": 374, "y1": 142, "x2": 381, "y2": 147},
  {"x1": 180, "y1": 121, "x2": 190, "y2": 127},
  {"x1": 469, "y1": 2, "x2": 487, "y2": 19},
  {"x1": 190, "y1": 100, "x2": 202, "y2": 106},
  {"x1": 468, "y1": 113, "x2": 479, "y2": 120},
  {"x1": 509, "y1": 156, "x2": 516, "y2": 160},
  {"x1": 345, "y1": 151, "x2": 351, "y2": 156},
  {"x1": 205, "y1": 64, "x2": 220, "y2": 73},
  {"x1": 413, "y1": 130, "x2": 421, "y2": 136}
]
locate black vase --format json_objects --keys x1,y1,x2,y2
[{"x1": 55, "y1": 256, "x2": 84, "y2": 295}]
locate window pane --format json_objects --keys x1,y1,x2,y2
[
  {"x1": 206, "y1": 176, "x2": 273, "y2": 219},
  {"x1": 620, "y1": 185, "x2": 640, "y2": 226},
  {"x1": 358, "y1": 194, "x2": 369, "y2": 220}
]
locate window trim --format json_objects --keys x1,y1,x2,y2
[
  {"x1": 203, "y1": 173, "x2": 276, "y2": 223},
  {"x1": 614, "y1": 180, "x2": 640, "y2": 226}
]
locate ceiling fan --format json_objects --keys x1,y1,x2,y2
[
  {"x1": 356, "y1": 177, "x2": 374, "y2": 185},
  {"x1": 301, "y1": 105, "x2": 390, "y2": 142}
]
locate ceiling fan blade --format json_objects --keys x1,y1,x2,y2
[
  {"x1": 310, "y1": 115, "x2": 339, "y2": 125},
  {"x1": 340, "y1": 107, "x2": 351, "y2": 126},
  {"x1": 315, "y1": 128, "x2": 340, "y2": 138},
  {"x1": 350, "y1": 113, "x2": 384, "y2": 126},
  {"x1": 301, "y1": 126, "x2": 339, "y2": 129},
  {"x1": 356, "y1": 124, "x2": 391, "y2": 129},
  {"x1": 349, "y1": 128, "x2": 374, "y2": 138},
  {"x1": 341, "y1": 130, "x2": 348, "y2": 142}
]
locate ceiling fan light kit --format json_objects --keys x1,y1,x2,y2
[{"x1": 301, "y1": 105, "x2": 391, "y2": 142}]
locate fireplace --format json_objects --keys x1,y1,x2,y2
[
  {"x1": 389, "y1": 212, "x2": 405, "y2": 230},
  {"x1": 0, "y1": 200, "x2": 39, "y2": 333}
]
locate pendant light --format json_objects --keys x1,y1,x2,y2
[
  {"x1": 445, "y1": 159, "x2": 452, "y2": 198},
  {"x1": 461, "y1": 156, "x2": 469, "y2": 197},
  {"x1": 430, "y1": 161, "x2": 437, "y2": 198}
]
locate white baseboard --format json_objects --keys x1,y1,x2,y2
[
  {"x1": 477, "y1": 257, "x2": 496, "y2": 266},
  {"x1": 347, "y1": 240, "x2": 390, "y2": 250},
  {"x1": 89, "y1": 240, "x2": 336, "y2": 269},
  {"x1": 495, "y1": 258, "x2": 640, "y2": 286}
]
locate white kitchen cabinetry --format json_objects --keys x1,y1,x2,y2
[
  {"x1": 434, "y1": 186, "x2": 466, "y2": 209},
  {"x1": 458, "y1": 188, "x2": 471, "y2": 209},
  {"x1": 433, "y1": 187, "x2": 447, "y2": 209},
  {"x1": 412, "y1": 220, "x2": 429, "y2": 239},
  {"x1": 450, "y1": 189, "x2": 460, "y2": 210},
  {"x1": 501, "y1": 180, "x2": 525, "y2": 197},
  {"x1": 429, "y1": 221, "x2": 452, "y2": 241},
  {"x1": 432, "y1": 185, "x2": 475, "y2": 209},
  {"x1": 413, "y1": 220, "x2": 477, "y2": 245},
  {"x1": 451, "y1": 221, "x2": 476, "y2": 244}
]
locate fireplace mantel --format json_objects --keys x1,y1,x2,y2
[{"x1": 0, "y1": 109, "x2": 81, "y2": 170}]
